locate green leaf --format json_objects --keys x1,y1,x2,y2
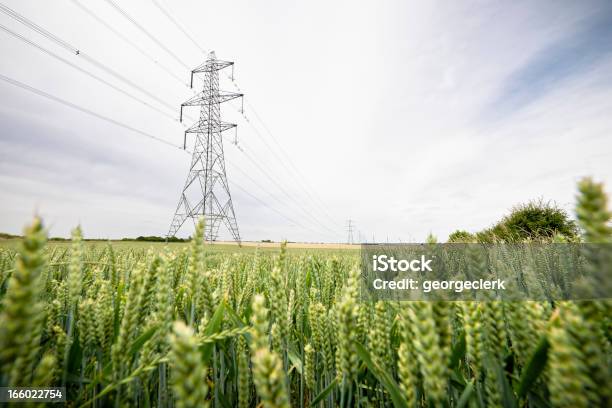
[
  {"x1": 128, "y1": 324, "x2": 159, "y2": 355},
  {"x1": 354, "y1": 342, "x2": 409, "y2": 408},
  {"x1": 67, "y1": 331, "x2": 83, "y2": 375},
  {"x1": 79, "y1": 326, "x2": 160, "y2": 404},
  {"x1": 475, "y1": 382, "x2": 486, "y2": 408},
  {"x1": 450, "y1": 370, "x2": 467, "y2": 389},
  {"x1": 311, "y1": 378, "x2": 337, "y2": 406},
  {"x1": 199, "y1": 301, "x2": 227, "y2": 363},
  {"x1": 113, "y1": 282, "x2": 124, "y2": 340},
  {"x1": 217, "y1": 389, "x2": 232, "y2": 408},
  {"x1": 527, "y1": 391, "x2": 553, "y2": 408},
  {"x1": 223, "y1": 303, "x2": 252, "y2": 345},
  {"x1": 78, "y1": 355, "x2": 164, "y2": 408},
  {"x1": 450, "y1": 331, "x2": 466, "y2": 369},
  {"x1": 456, "y1": 380, "x2": 474, "y2": 408},
  {"x1": 488, "y1": 357, "x2": 517, "y2": 408},
  {"x1": 517, "y1": 336, "x2": 549, "y2": 398},
  {"x1": 305, "y1": 267, "x2": 311, "y2": 288},
  {"x1": 223, "y1": 303, "x2": 247, "y2": 327},
  {"x1": 287, "y1": 347, "x2": 303, "y2": 375}
]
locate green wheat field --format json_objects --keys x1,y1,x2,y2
[{"x1": 0, "y1": 177, "x2": 610, "y2": 407}]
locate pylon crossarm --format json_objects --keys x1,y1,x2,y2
[
  {"x1": 184, "y1": 121, "x2": 237, "y2": 134},
  {"x1": 182, "y1": 91, "x2": 242, "y2": 107},
  {"x1": 181, "y1": 93, "x2": 206, "y2": 107},
  {"x1": 192, "y1": 60, "x2": 233, "y2": 74},
  {"x1": 218, "y1": 91, "x2": 243, "y2": 104}
]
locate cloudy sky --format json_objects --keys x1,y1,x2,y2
[{"x1": 1, "y1": 0, "x2": 611, "y2": 242}]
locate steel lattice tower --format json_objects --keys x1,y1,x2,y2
[
  {"x1": 167, "y1": 51, "x2": 243, "y2": 242},
  {"x1": 346, "y1": 219, "x2": 355, "y2": 244}
]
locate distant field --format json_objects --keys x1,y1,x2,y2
[{"x1": 0, "y1": 238, "x2": 359, "y2": 253}]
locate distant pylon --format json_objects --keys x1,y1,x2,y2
[
  {"x1": 346, "y1": 219, "x2": 355, "y2": 244},
  {"x1": 167, "y1": 51, "x2": 243, "y2": 242}
]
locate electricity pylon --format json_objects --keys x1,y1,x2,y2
[
  {"x1": 346, "y1": 219, "x2": 355, "y2": 244},
  {"x1": 167, "y1": 51, "x2": 243, "y2": 242}
]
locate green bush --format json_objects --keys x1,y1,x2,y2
[
  {"x1": 447, "y1": 230, "x2": 475, "y2": 243},
  {"x1": 477, "y1": 199, "x2": 578, "y2": 243}
]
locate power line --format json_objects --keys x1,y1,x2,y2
[
  {"x1": 251, "y1": 102, "x2": 336, "y2": 216},
  {"x1": 230, "y1": 87, "x2": 341, "y2": 227},
  {"x1": 214, "y1": 59, "x2": 340, "y2": 226},
  {"x1": 227, "y1": 96, "x2": 342, "y2": 227},
  {"x1": 102, "y1": 0, "x2": 190, "y2": 70},
  {"x1": 0, "y1": 23, "x2": 179, "y2": 122},
  {"x1": 225, "y1": 159, "x2": 309, "y2": 222},
  {"x1": 0, "y1": 73, "x2": 181, "y2": 149},
  {"x1": 0, "y1": 2, "x2": 73, "y2": 52},
  {"x1": 235, "y1": 140, "x2": 340, "y2": 236},
  {"x1": 234, "y1": 135, "x2": 338, "y2": 236},
  {"x1": 69, "y1": 0, "x2": 190, "y2": 89},
  {"x1": 224, "y1": 158, "x2": 341, "y2": 239},
  {"x1": 237, "y1": 146, "x2": 343, "y2": 238},
  {"x1": 0, "y1": 2, "x2": 176, "y2": 112},
  {"x1": 228, "y1": 180, "x2": 337, "y2": 240},
  {"x1": 228, "y1": 101, "x2": 343, "y2": 230},
  {"x1": 150, "y1": 0, "x2": 207, "y2": 55}
]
